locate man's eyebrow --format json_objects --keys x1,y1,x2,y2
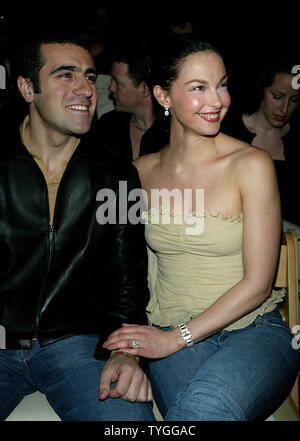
[
  {"x1": 50, "y1": 65, "x2": 97, "y2": 75},
  {"x1": 85, "y1": 67, "x2": 97, "y2": 75},
  {"x1": 50, "y1": 65, "x2": 78, "y2": 75}
]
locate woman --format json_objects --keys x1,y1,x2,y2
[
  {"x1": 222, "y1": 51, "x2": 300, "y2": 226},
  {"x1": 103, "y1": 35, "x2": 300, "y2": 421}
]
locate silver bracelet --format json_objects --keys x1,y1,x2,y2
[{"x1": 178, "y1": 323, "x2": 194, "y2": 347}]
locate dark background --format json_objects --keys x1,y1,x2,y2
[{"x1": 1, "y1": 3, "x2": 299, "y2": 114}]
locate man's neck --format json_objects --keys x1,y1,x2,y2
[
  {"x1": 132, "y1": 101, "x2": 155, "y2": 131},
  {"x1": 23, "y1": 115, "x2": 79, "y2": 181}
]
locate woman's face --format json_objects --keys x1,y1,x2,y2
[
  {"x1": 260, "y1": 72, "x2": 300, "y2": 127},
  {"x1": 167, "y1": 51, "x2": 231, "y2": 136}
]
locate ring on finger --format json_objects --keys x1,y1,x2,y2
[{"x1": 132, "y1": 338, "x2": 140, "y2": 349}]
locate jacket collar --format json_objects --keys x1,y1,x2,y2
[{"x1": 1, "y1": 115, "x2": 102, "y2": 165}]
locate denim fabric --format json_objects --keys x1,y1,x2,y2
[
  {"x1": 0, "y1": 335, "x2": 155, "y2": 421},
  {"x1": 149, "y1": 309, "x2": 300, "y2": 421}
]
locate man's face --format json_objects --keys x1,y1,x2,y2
[
  {"x1": 109, "y1": 61, "x2": 143, "y2": 112},
  {"x1": 27, "y1": 43, "x2": 97, "y2": 137}
]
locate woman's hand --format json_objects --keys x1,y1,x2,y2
[{"x1": 102, "y1": 323, "x2": 182, "y2": 359}]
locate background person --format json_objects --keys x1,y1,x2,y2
[
  {"x1": 222, "y1": 47, "x2": 300, "y2": 229},
  {"x1": 94, "y1": 38, "x2": 169, "y2": 162}
]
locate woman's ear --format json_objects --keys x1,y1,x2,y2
[
  {"x1": 17, "y1": 76, "x2": 34, "y2": 103},
  {"x1": 153, "y1": 85, "x2": 170, "y2": 108}
]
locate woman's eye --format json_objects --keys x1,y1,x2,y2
[
  {"x1": 272, "y1": 94, "x2": 282, "y2": 100},
  {"x1": 192, "y1": 86, "x2": 204, "y2": 91}
]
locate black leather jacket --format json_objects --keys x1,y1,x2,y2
[{"x1": 0, "y1": 121, "x2": 150, "y2": 360}]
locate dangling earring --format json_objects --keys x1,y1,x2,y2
[{"x1": 164, "y1": 106, "x2": 170, "y2": 116}]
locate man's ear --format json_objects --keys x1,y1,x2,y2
[
  {"x1": 139, "y1": 81, "x2": 150, "y2": 99},
  {"x1": 17, "y1": 76, "x2": 34, "y2": 103},
  {"x1": 153, "y1": 85, "x2": 170, "y2": 108},
  {"x1": 138, "y1": 80, "x2": 153, "y2": 101}
]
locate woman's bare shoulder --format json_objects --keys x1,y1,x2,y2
[
  {"x1": 220, "y1": 132, "x2": 274, "y2": 168},
  {"x1": 221, "y1": 137, "x2": 277, "y2": 200},
  {"x1": 133, "y1": 151, "x2": 162, "y2": 176}
]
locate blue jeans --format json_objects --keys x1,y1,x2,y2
[
  {"x1": 149, "y1": 309, "x2": 300, "y2": 421},
  {"x1": 0, "y1": 335, "x2": 155, "y2": 421}
]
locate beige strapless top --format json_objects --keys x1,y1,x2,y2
[{"x1": 142, "y1": 210, "x2": 285, "y2": 330}]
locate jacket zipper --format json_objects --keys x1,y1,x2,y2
[
  {"x1": 33, "y1": 224, "x2": 56, "y2": 339},
  {"x1": 31, "y1": 151, "x2": 78, "y2": 342}
]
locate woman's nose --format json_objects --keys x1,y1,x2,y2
[
  {"x1": 279, "y1": 98, "x2": 289, "y2": 115},
  {"x1": 209, "y1": 90, "x2": 223, "y2": 109}
]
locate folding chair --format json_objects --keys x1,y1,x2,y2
[{"x1": 275, "y1": 229, "x2": 300, "y2": 415}]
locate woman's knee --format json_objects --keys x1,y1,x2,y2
[{"x1": 165, "y1": 381, "x2": 247, "y2": 421}]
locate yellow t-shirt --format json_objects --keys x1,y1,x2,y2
[{"x1": 19, "y1": 116, "x2": 79, "y2": 224}]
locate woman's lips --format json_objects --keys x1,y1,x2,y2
[
  {"x1": 273, "y1": 114, "x2": 287, "y2": 123},
  {"x1": 198, "y1": 112, "x2": 220, "y2": 122}
]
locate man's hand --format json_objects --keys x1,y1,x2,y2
[{"x1": 99, "y1": 354, "x2": 153, "y2": 402}]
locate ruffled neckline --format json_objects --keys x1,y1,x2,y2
[{"x1": 142, "y1": 208, "x2": 243, "y2": 222}]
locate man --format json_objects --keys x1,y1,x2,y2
[
  {"x1": 0, "y1": 33, "x2": 155, "y2": 421},
  {"x1": 95, "y1": 39, "x2": 169, "y2": 162}
]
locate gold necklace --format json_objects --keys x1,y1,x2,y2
[{"x1": 131, "y1": 114, "x2": 147, "y2": 131}]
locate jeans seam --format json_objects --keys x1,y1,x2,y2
[
  {"x1": 0, "y1": 390, "x2": 20, "y2": 411},
  {"x1": 150, "y1": 367, "x2": 174, "y2": 417}
]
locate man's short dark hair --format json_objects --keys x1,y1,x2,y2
[
  {"x1": 112, "y1": 39, "x2": 154, "y2": 88},
  {"x1": 15, "y1": 32, "x2": 92, "y2": 93}
]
